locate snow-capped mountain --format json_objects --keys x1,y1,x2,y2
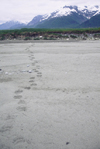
[
  {"x1": 0, "y1": 5, "x2": 100, "y2": 29},
  {"x1": 27, "y1": 15, "x2": 43, "y2": 27},
  {"x1": 27, "y1": 5, "x2": 100, "y2": 28},
  {"x1": 33, "y1": 5, "x2": 100, "y2": 28},
  {"x1": 27, "y1": 14, "x2": 51, "y2": 27},
  {"x1": 36, "y1": 5, "x2": 100, "y2": 22}
]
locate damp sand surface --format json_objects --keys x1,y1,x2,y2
[{"x1": 0, "y1": 40, "x2": 100, "y2": 149}]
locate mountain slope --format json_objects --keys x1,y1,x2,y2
[
  {"x1": 31, "y1": 5, "x2": 100, "y2": 28},
  {"x1": 36, "y1": 16, "x2": 79, "y2": 28},
  {"x1": 35, "y1": 12, "x2": 88, "y2": 28},
  {"x1": 0, "y1": 21, "x2": 26, "y2": 30},
  {"x1": 10, "y1": 23, "x2": 26, "y2": 29},
  {"x1": 79, "y1": 14, "x2": 100, "y2": 28},
  {"x1": 27, "y1": 15, "x2": 44, "y2": 27}
]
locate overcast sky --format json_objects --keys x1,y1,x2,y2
[{"x1": 0, "y1": 0, "x2": 100, "y2": 24}]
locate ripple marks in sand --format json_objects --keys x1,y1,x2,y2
[
  {"x1": 0, "y1": 125, "x2": 13, "y2": 133},
  {"x1": 13, "y1": 136, "x2": 31, "y2": 145},
  {"x1": 13, "y1": 137, "x2": 26, "y2": 144}
]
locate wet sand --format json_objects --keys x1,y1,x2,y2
[{"x1": 0, "y1": 40, "x2": 100, "y2": 149}]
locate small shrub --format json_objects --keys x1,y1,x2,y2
[
  {"x1": 58, "y1": 34, "x2": 63, "y2": 38},
  {"x1": 49, "y1": 37, "x2": 56, "y2": 40},
  {"x1": 0, "y1": 36, "x2": 5, "y2": 40},
  {"x1": 65, "y1": 35, "x2": 69, "y2": 38},
  {"x1": 44, "y1": 37, "x2": 48, "y2": 40},
  {"x1": 70, "y1": 34, "x2": 77, "y2": 39},
  {"x1": 94, "y1": 33, "x2": 100, "y2": 38},
  {"x1": 24, "y1": 37, "x2": 31, "y2": 40},
  {"x1": 83, "y1": 33, "x2": 88, "y2": 37},
  {"x1": 34, "y1": 37, "x2": 40, "y2": 40}
]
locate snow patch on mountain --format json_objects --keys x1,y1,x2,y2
[
  {"x1": 50, "y1": 8, "x2": 77, "y2": 18},
  {"x1": 41, "y1": 5, "x2": 100, "y2": 20}
]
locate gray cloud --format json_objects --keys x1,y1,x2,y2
[{"x1": 52, "y1": 0, "x2": 100, "y2": 6}]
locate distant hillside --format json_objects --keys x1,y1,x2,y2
[
  {"x1": 27, "y1": 15, "x2": 44, "y2": 27},
  {"x1": 0, "y1": 21, "x2": 26, "y2": 30},
  {"x1": 79, "y1": 14, "x2": 100, "y2": 28},
  {"x1": 35, "y1": 13, "x2": 87, "y2": 28},
  {"x1": 35, "y1": 16, "x2": 78, "y2": 28}
]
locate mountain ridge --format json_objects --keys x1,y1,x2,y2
[
  {"x1": 34, "y1": 5, "x2": 100, "y2": 28},
  {"x1": 27, "y1": 5, "x2": 100, "y2": 28},
  {"x1": 0, "y1": 21, "x2": 26, "y2": 30},
  {"x1": 79, "y1": 14, "x2": 100, "y2": 28},
  {"x1": 0, "y1": 5, "x2": 100, "y2": 30}
]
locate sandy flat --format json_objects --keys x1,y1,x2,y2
[{"x1": 0, "y1": 40, "x2": 100, "y2": 149}]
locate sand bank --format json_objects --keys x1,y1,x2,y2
[{"x1": 0, "y1": 40, "x2": 100, "y2": 149}]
